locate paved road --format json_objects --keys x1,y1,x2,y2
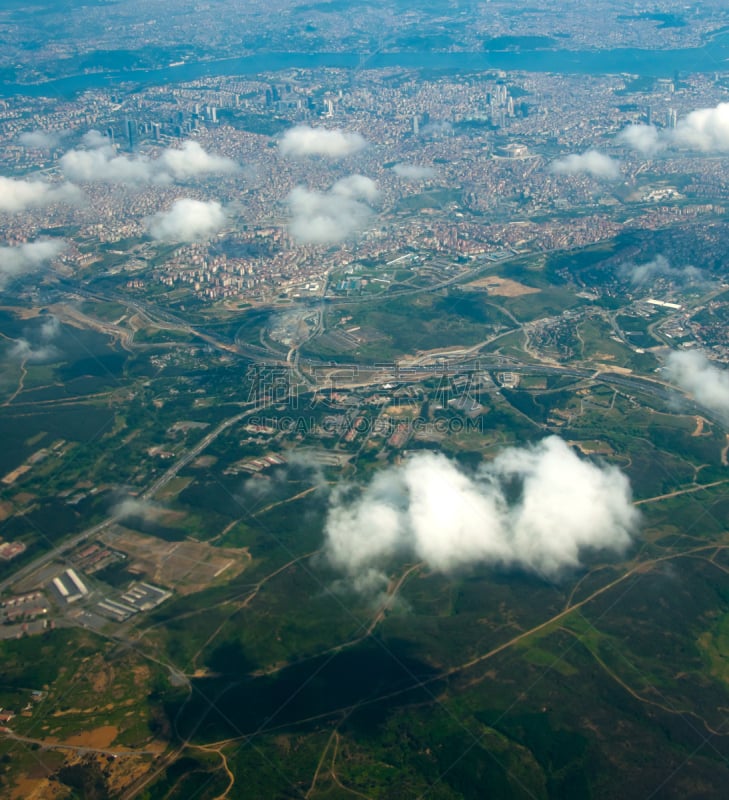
[
  {"x1": 0, "y1": 730, "x2": 160, "y2": 758},
  {"x1": 0, "y1": 515, "x2": 121, "y2": 595},
  {"x1": 0, "y1": 407, "x2": 257, "y2": 595},
  {"x1": 141, "y1": 408, "x2": 254, "y2": 501},
  {"x1": 8, "y1": 275, "x2": 725, "y2": 597}
]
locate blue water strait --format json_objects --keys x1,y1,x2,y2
[{"x1": 4, "y1": 36, "x2": 729, "y2": 97}]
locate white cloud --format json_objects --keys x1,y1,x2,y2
[
  {"x1": 81, "y1": 130, "x2": 108, "y2": 148},
  {"x1": 279, "y1": 125, "x2": 367, "y2": 158},
  {"x1": 7, "y1": 314, "x2": 63, "y2": 362},
  {"x1": 287, "y1": 175, "x2": 379, "y2": 244},
  {"x1": 19, "y1": 129, "x2": 67, "y2": 149},
  {"x1": 39, "y1": 315, "x2": 61, "y2": 342},
  {"x1": 0, "y1": 177, "x2": 81, "y2": 213},
  {"x1": 8, "y1": 338, "x2": 58, "y2": 363},
  {"x1": 0, "y1": 240, "x2": 66, "y2": 288},
  {"x1": 618, "y1": 124, "x2": 662, "y2": 156},
  {"x1": 672, "y1": 102, "x2": 729, "y2": 152},
  {"x1": 325, "y1": 436, "x2": 639, "y2": 588},
  {"x1": 60, "y1": 137, "x2": 239, "y2": 185},
  {"x1": 331, "y1": 174, "x2": 379, "y2": 202},
  {"x1": 156, "y1": 140, "x2": 239, "y2": 180},
  {"x1": 422, "y1": 120, "x2": 452, "y2": 138},
  {"x1": 550, "y1": 150, "x2": 621, "y2": 179},
  {"x1": 146, "y1": 198, "x2": 226, "y2": 242},
  {"x1": 664, "y1": 350, "x2": 729, "y2": 417},
  {"x1": 112, "y1": 497, "x2": 165, "y2": 522},
  {"x1": 620, "y1": 103, "x2": 729, "y2": 155},
  {"x1": 619, "y1": 254, "x2": 704, "y2": 285},
  {"x1": 60, "y1": 145, "x2": 153, "y2": 185},
  {"x1": 393, "y1": 163, "x2": 437, "y2": 180}
]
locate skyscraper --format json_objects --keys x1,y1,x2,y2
[{"x1": 126, "y1": 118, "x2": 136, "y2": 150}]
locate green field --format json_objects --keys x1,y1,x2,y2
[{"x1": 1, "y1": 230, "x2": 729, "y2": 800}]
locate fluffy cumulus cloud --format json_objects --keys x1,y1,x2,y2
[
  {"x1": 618, "y1": 124, "x2": 662, "y2": 156},
  {"x1": 664, "y1": 350, "x2": 729, "y2": 417},
  {"x1": 19, "y1": 129, "x2": 67, "y2": 149},
  {"x1": 112, "y1": 497, "x2": 165, "y2": 522},
  {"x1": 619, "y1": 254, "x2": 704, "y2": 285},
  {"x1": 279, "y1": 125, "x2": 367, "y2": 158},
  {"x1": 146, "y1": 198, "x2": 226, "y2": 242},
  {"x1": 156, "y1": 141, "x2": 239, "y2": 180},
  {"x1": 550, "y1": 150, "x2": 621, "y2": 179},
  {"x1": 81, "y1": 130, "x2": 108, "y2": 148},
  {"x1": 672, "y1": 102, "x2": 729, "y2": 152},
  {"x1": 0, "y1": 240, "x2": 66, "y2": 288},
  {"x1": 60, "y1": 144, "x2": 152, "y2": 184},
  {"x1": 287, "y1": 175, "x2": 379, "y2": 244},
  {"x1": 9, "y1": 338, "x2": 57, "y2": 362},
  {"x1": 392, "y1": 163, "x2": 437, "y2": 180},
  {"x1": 39, "y1": 315, "x2": 61, "y2": 342},
  {"x1": 60, "y1": 136, "x2": 238, "y2": 185},
  {"x1": 325, "y1": 436, "x2": 639, "y2": 589},
  {"x1": 422, "y1": 120, "x2": 452, "y2": 138},
  {"x1": 0, "y1": 176, "x2": 81, "y2": 213},
  {"x1": 620, "y1": 102, "x2": 729, "y2": 155},
  {"x1": 8, "y1": 314, "x2": 62, "y2": 363}
]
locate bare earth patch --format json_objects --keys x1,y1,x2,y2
[
  {"x1": 65, "y1": 725, "x2": 118, "y2": 749},
  {"x1": 465, "y1": 275, "x2": 540, "y2": 297},
  {"x1": 575, "y1": 441, "x2": 615, "y2": 456},
  {"x1": 0, "y1": 306, "x2": 41, "y2": 320},
  {"x1": 10, "y1": 776, "x2": 66, "y2": 800},
  {"x1": 91, "y1": 659, "x2": 114, "y2": 694},
  {"x1": 107, "y1": 528, "x2": 251, "y2": 594},
  {"x1": 191, "y1": 455, "x2": 217, "y2": 468},
  {"x1": 594, "y1": 362, "x2": 634, "y2": 375}
]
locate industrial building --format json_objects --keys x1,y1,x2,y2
[
  {"x1": 120, "y1": 582, "x2": 172, "y2": 611},
  {"x1": 52, "y1": 568, "x2": 89, "y2": 604}
]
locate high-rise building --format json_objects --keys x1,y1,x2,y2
[
  {"x1": 152, "y1": 123, "x2": 161, "y2": 141},
  {"x1": 668, "y1": 108, "x2": 678, "y2": 128},
  {"x1": 413, "y1": 114, "x2": 419, "y2": 135},
  {"x1": 126, "y1": 118, "x2": 136, "y2": 150}
]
